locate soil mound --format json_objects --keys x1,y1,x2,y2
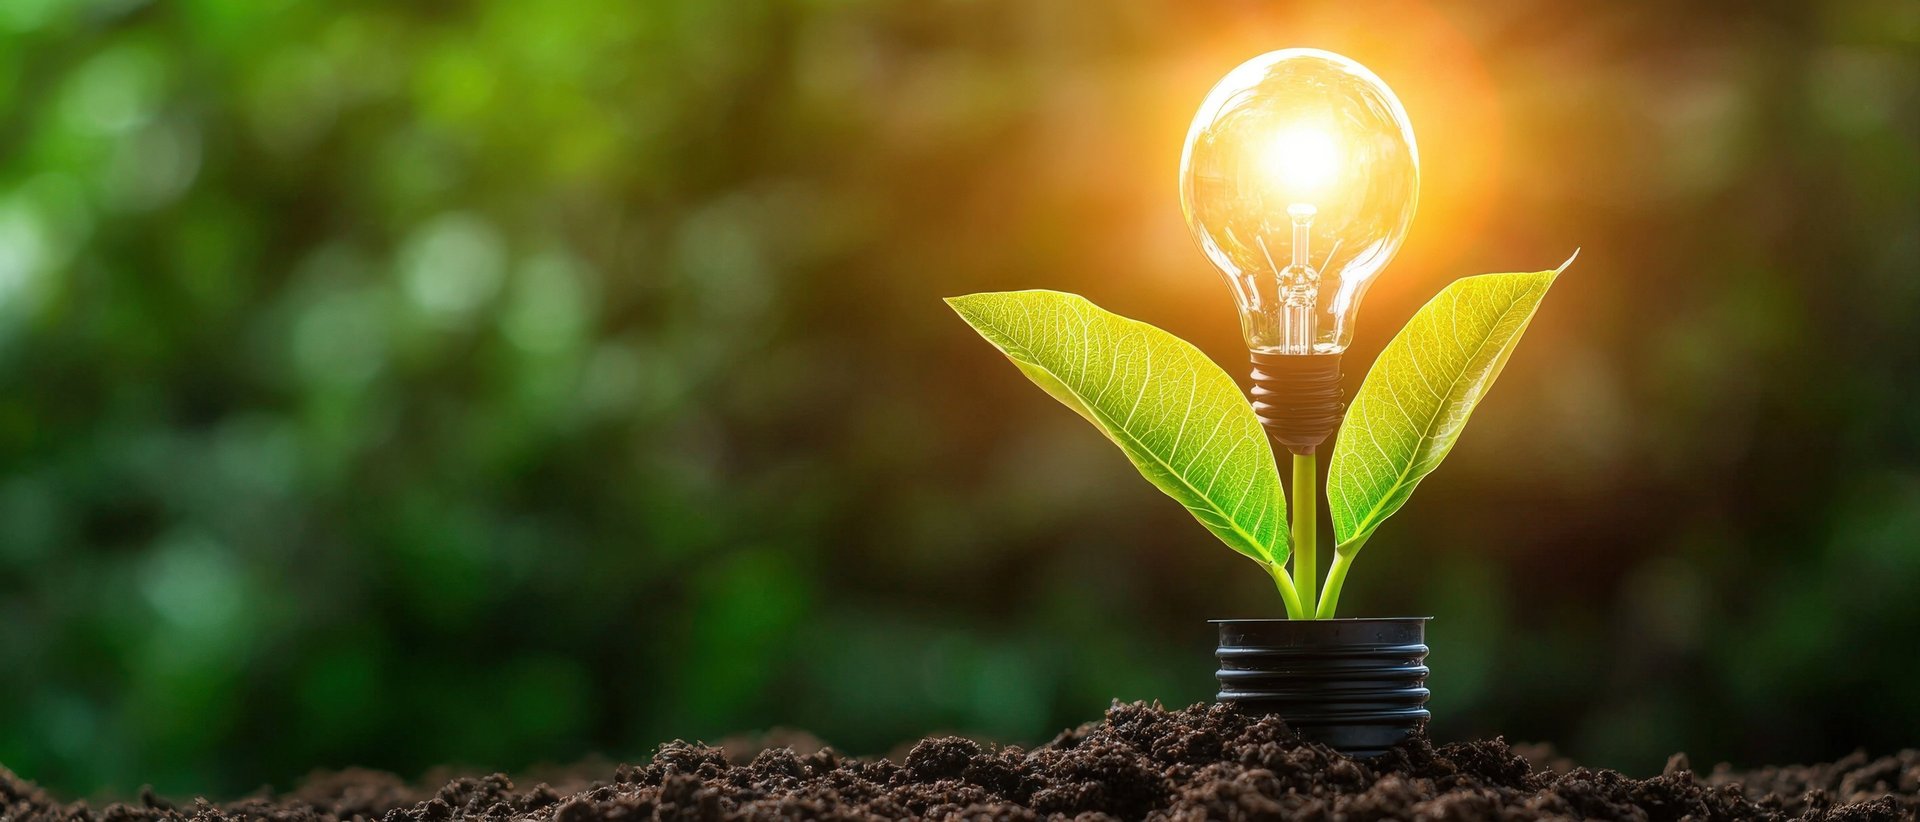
[{"x1": 3, "y1": 702, "x2": 1915, "y2": 820}]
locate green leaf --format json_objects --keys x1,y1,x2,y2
[
  {"x1": 1327, "y1": 256, "x2": 1574, "y2": 553},
  {"x1": 946, "y1": 290, "x2": 1287, "y2": 565}
]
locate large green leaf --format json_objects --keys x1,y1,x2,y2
[
  {"x1": 946, "y1": 290, "x2": 1287, "y2": 565},
  {"x1": 1327, "y1": 257, "x2": 1573, "y2": 553}
]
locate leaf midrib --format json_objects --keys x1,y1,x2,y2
[
  {"x1": 999, "y1": 339, "x2": 1275, "y2": 562},
  {"x1": 1342, "y1": 284, "x2": 1541, "y2": 542}
]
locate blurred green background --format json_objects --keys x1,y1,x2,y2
[{"x1": 2, "y1": 0, "x2": 1917, "y2": 799}]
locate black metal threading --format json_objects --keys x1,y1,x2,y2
[
  {"x1": 1249, "y1": 351, "x2": 1344, "y2": 455},
  {"x1": 1215, "y1": 618, "x2": 1431, "y2": 758}
]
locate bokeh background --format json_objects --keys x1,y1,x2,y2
[{"x1": 2, "y1": 0, "x2": 1917, "y2": 799}]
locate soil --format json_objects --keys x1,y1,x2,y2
[{"x1": 4, "y1": 702, "x2": 1916, "y2": 821}]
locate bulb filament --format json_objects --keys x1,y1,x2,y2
[{"x1": 1279, "y1": 203, "x2": 1319, "y2": 353}]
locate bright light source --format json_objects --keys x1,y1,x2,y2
[
  {"x1": 1181, "y1": 48, "x2": 1419, "y2": 355},
  {"x1": 1262, "y1": 124, "x2": 1341, "y2": 199}
]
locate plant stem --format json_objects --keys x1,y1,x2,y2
[
  {"x1": 1291, "y1": 453, "x2": 1317, "y2": 618},
  {"x1": 1266, "y1": 562, "x2": 1306, "y2": 619},
  {"x1": 1316, "y1": 537, "x2": 1367, "y2": 619}
]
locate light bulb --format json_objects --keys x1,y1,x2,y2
[{"x1": 1179, "y1": 48, "x2": 1419, "y2": 355}]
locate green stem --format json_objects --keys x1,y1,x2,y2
[
  {"x1": 1291, "y1": 453, "x2": 1317, "y2": 618},
  {"x1": 1316, "y1": 538, "x2": 1366, "y2": 619},
  {"x1": 1266, "y1": 562, "x2": 1306, "y2": 619}
]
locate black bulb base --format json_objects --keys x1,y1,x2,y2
[{"x1": 1249, "y1": 351, "x2": 1344, "y2": 455}]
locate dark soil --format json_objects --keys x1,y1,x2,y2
[{"x1": 4, "y1": 703, "x2": 1916, "y2": 821}]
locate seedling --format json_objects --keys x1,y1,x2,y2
[
  {"x1": 946, "y1": 255, "x2": 1569, "y2": 618},
  {"x1": 949, "y1": 48, "x2": 1573, "y2": 620}
]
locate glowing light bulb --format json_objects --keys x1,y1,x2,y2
[{"x1": 1179, "y1": 48, "x2": 1419, "y2": 354}]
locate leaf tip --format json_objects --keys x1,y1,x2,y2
[
  {"x1": 942, "y1": 293, "x2": 988, "y2": 320},
  {"x1": 1553, "y1": 248, "x2": 1581, "y2": 276}
]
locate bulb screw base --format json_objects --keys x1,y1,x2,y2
[{"x1": 1249, "y1": 351, "x2": 1344, "y2": 455}]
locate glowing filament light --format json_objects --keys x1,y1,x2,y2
[{"x1": 1263, "y1": 125, "x2": 1341, "y2": 200}]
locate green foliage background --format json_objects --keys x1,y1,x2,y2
[{"x1": 1, "y1": 0, "x2": 1917, "y2": 798}]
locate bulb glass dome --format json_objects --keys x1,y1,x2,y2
[{"x1": 1179, "y1": 48, "x2": 1419, "y2": 354}]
